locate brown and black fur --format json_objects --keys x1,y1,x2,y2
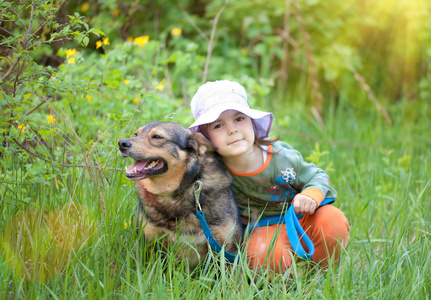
[{"x1": 118, "y1": 122, "x2": 243, "y2": 268}]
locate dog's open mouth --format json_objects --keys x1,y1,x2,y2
[{"x1": 125, "y1": 159, "x2": 166, "y2": 180}]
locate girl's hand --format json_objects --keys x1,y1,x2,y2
[{"x1": 292, "y1": 194, "x2": 317, "y2": 215}]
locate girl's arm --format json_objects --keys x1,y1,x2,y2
[{"x1": 289, "y1": 149, "x2": 337, "y2": 207}]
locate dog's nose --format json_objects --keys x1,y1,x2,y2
[{"x1": 118, "y1": 139, "x2": 132, "y2": 151}]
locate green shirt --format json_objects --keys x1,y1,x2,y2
[{"x1": 229, "y1": 141, "x2": 337, "y2": 224}]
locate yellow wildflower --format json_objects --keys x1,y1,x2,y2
[
  {"x1": 171, "y1": 28, "x2": 182, "y2": 36},
  {"x1": 124, "y1": 221, "x2": 131, "y2": 229},
  {"x1": 124, "y1": 79, "x2": 130, "y2": 85},
  {"x1": 18, "y1": 124, "x2": 27, "y2": 132},
  {"x1": 82, "y1": 2, "x2": 90, "y2": 13},
  {"x1": 111, "y1": 8, "x2": 120, "y2": 17},
  {"x1": 133, "y1": 35, "x2": 149, "y2": 47},
  {"x1": 102, "y1": 38, "x2": 110, "y2": 46},
  {"x1": 86, "y1": 95, "x2": 93, "y2": 101},
  {"x1": 66, "y1": 49, "x2": 78, "y2": 58},
  {"x1": 67, "y1": 57, "x2": 76, "y2": 64},
  {"x1": 47, "y1": 115, "x2": 56, "y2": 124},
  {"x1": 156, "y1": 83, "x2": 164, "y2": 90},
  {"x1": 133, "y1": 98, "x2": 139, "y2": 104},
  {"x1": 96, "y1": 40, "x2": 102, "y2": 49}
]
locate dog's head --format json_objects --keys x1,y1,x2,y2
[{"x1": 118, "y1": 122, "x2": 216, "y2": 182}]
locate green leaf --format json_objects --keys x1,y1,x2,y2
[
  {"x1": 89, "y1": 29, "x2": 105, "y2": 37},
  {"x1": 83, "y1": 36, "x2": 89, "y2": 47},
  {"x1": 39, "y1": 129, "x2": 54, "y2": 137}
]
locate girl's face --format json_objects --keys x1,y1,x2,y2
[{"x1": 205, "y1": 110, "x2": 256, "y2": 159}]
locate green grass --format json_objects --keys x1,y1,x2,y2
[{"x1": 1, "y1": 97, "x2": 430, "y2": 299}]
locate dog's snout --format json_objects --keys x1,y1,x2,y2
[{"x1": 118, "y1": 139, "x2": 132, "y2": 151}]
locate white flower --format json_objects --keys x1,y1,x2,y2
[{"x1": 281, "y1": 168, "x2": 296, "y2": 183}]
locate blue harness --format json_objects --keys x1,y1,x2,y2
[{"x1": 193, "y1": 180, "x2": 335, "y2": 263}]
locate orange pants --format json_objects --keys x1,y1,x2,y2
[{"x1": 246, "y1": 205, "x2": 350, "y2": 272}]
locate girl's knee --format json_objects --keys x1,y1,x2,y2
[
  {"x1": 308, "y1": 206, "x2": 350, "y2": 264},
  {"x1": 246, "y1": 225, "x2": 293, "y2": 272},
  {"x1": 313, "y1": 206, "x2": 350, "y2": 240}
]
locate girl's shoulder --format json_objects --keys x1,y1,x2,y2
[
  {"x1": 272, "y1": 140, "x2": 295, "y2": 152},
  {"x1": 271, "y1": 141, "x2": 305, "y2": 161}
]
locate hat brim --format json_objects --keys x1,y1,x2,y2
[{"x1": 189, "y1": 102, "x2": 273, "y2": 138}]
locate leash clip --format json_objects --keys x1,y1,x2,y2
[{"x1": 193, "y1": 180, "x2": 203, "y2": 211}]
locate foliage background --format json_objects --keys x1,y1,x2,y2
[{"x1": 1, "y1": 0, "x2": 430, "y2": 298}]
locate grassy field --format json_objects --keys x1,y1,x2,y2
[{"x1": 1, "y1": 96, "x2": 430, "y2": 299}]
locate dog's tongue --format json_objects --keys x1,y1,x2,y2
[
  {"x1": 126, "y1": 161, "x2": 148, "y2": 173},
  {"x1": 126, "y1": 160, "x2": 163, "y2": 176}
]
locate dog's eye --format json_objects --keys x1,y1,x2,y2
[{"x1": 152, "y1": 135, "x2": 163, "y2": 139}]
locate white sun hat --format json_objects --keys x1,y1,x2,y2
[{"x1": 188, "y1": 80, "x2": 273, "y2": 138}]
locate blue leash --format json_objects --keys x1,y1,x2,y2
[
  {"x1": 247, "y1": 197, "x2": 335, "y2": 260},
  {"x1": 193, "y1": 181, "x2": 238, "y2": 263},
  {"x1": 247, "y1": 198, "x2": 335, "y2": 260},
  {"x1": 194, "y1": 180, "x2": 335, "y2": 262},
  {"x1": 196, "y1": 210, "x2": 238, "y2": 263}
]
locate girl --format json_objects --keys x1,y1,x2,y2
[{"x1": 189, "y1": 80, "x2": 350, "y2": 272}]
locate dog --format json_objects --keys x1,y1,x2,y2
[{"x1": 118, "y1": 121, "x2": 243, "y2": 268}]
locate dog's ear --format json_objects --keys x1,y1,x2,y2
[{"x1": 190, "y1": 132, "x2": 217, "y2": 156}]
